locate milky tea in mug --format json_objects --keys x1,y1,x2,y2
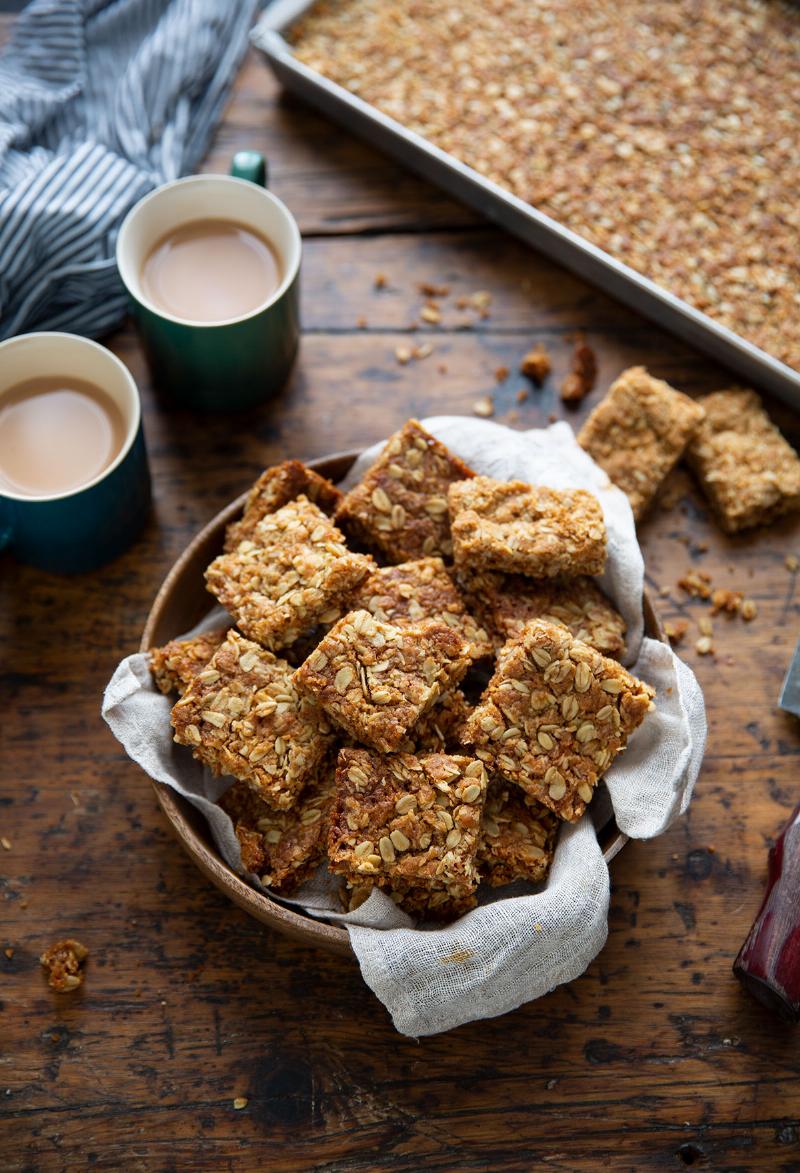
[
  {"x1": 0, "y1": 375, "x2": 127, "y2": 498},
  {"x1": 140, "y1": 219, "x2": 283, "y2": 324}
]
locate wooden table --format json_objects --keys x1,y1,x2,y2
[{"x1": 3, "y1": 41, "x2": 800, "y2": 1173}]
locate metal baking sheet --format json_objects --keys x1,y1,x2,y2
[{"x1": 252, "y1": 1, "x2": 800, "y2": 410}]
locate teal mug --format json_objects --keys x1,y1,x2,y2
[
  {"x1": 116, "y1": 153, "x2": 301, "y2": 412},
  {"x1": 0, "y1": 332, "x2": 151, "y2": 574}
]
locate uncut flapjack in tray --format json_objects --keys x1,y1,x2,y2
[{"x1": 150, "y1": 417, "x2": 657, "y2": 922}]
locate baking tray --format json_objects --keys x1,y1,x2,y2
[{"x1": 252, "y1": 0, "x2": 800, "y2": 411}]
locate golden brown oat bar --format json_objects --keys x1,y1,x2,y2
[
  {"x1": 334, "y1": 418, "x2": 475, "y2": 563},
  {"x1": 398, "y1": 688, "x2": 474, "y2": 753},
  {"x1": 218, "y1": 766, "x2": 335, "y2": 893},
  {"x1": 224, "y1": 460, "x2": 343, "y2": 552},
  {"x1": 328, "y1": 747, "x2": 488, "y2": 918},
  {"x1": 205, "y1": 496, "x2": 374, "y2": 651},
  {"x1": 686, "y1": 388, "x2": 800, "y2": 533},
  {"x1": 577, "y1": 367, "x2": 705, "y2": 520},
  {"x1": 352, "y1": 556, "x2": 493, "y2": 660},
  {"x1": 149, "y1": 628, "x2": 229, "y2": 695},
  {"x1": 479, "y1": 785, "x2": 558, "y2": 887},
  {"x1": 449, "y1": 476, "x2": 607, "y2": 578},
  {"x1": 293, "y1": 609, "x2": 472, "y2": 753},
  {"x1": 462, "y1": 620, "x2": 654, "y2": 822},
  {"x1": 171, "y1": 631, "x2": 333, "y2": 810},
  {"x1": 456, "y1": 569, "x2": 626, "y2": 660}
]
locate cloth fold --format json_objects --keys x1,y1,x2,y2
[
  {"x1": 0, "y1": 0, "x2": 258, "y2": 340},
  {"x1": 103, "y1": 418, "x2": 706, "y2": 1036}
]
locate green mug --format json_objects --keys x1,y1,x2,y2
[
  {"x1": 0, "y1": 333, "x2": 151, "y2": 574},
  {"x1": 116, "y1": 153, "x2": 301, "y2": 412}
]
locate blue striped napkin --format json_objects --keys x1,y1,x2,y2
[{"x1": 0, "y1": 0, "x2": 259, "y2": 340}]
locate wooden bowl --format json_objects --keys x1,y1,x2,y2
[{"x1": 141, "y1": 451, "x2": 663, "y2": 957}]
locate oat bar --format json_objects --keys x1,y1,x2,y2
[
  {"x1": 171, "y1": 630, "x2": 333, "y2": 809},
  {"x1": 462, "y1": 620, "x2": 654, "y2": 821},
  {"x1": 686, "y1": 388, "x2": 800, "y2": 533},
  {"x1": 149, "y1": 628, "x2": 229, "y2": 695},
  {"x1": 225, "y1": 460, "x2": 342, "y2": 552},
  {"x1": 352, "y1": 556, "x2": 493, "y2": 660},
  {"x1": 327, "y1": 747, "x2": 488, "y2": 918},
  {"x1": 577, "y1": 367, "x2": 705, "y2": 520},
  {"x1": 334, "y1": 418, "x2": 475, "y2": 562},
  {"x1": 293, "y1": 609, "x2": 472, "y2": 753},
  {"x1": 479, "y1": 785, "x2": 558, "y2": 887},
  {"x1": 205, "y1": 496, "x2": 374, "y2": 650},
  {"x1": 449, "y1": 476, "x2": 607, "y2": 578},
  {"x1": 218, "y1": 767, "x2": 335, "y2": 893},
  {"x1": 456, "y1": 569, "x2": 626, "y2": 660}
]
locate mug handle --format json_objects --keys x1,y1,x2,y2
[{"x1": 230, "y1": 150, "x2": 268, "y2": 188}]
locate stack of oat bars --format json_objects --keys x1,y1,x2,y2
[{"x1": 150, "y1": 419, "x2": 658, "y2": 922}]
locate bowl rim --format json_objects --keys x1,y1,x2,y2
[{"x1": 140, "y1": 448, "x2": 662, "y2": 957}]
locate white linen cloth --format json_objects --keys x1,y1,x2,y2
[{"x1": 103, "y1": 417, "x2": 706, "y2": 1037}]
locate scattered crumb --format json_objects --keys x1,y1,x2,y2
[
  {"x1": 560, "y1": 337, "x2": 597, "y2": 403},
  {"x1": 695, "y1": 636, "x2": 714, "y2": 655},
  {"x1": 694, "y1": 540, "x2": 709, "y2": 553},
  {"x1": 516, "y1": 387, "x2": 529, "y2": 403},
  {"x1": 472, "y1": 395, "x2": 495, "y2": 418},
  {"x1": 678, "y1": 570, "x2": 713, "y2": 599},
  {"x1": 786, "y1": 555, "x2": 799, "y2": 572},
  {"x1": 456, "y1": 290, "x2": 492, "y2": 313},
  {"x1": 548, "y1": 412, "x2": 558, "y2": 424},
  {"x1": 507, "y1": 409, "x2": 519, "y2": 424},
  {"x1": 710, "y1": 588, "x2": 742, "y2": 615},
  {"x1": 395, "y1": 345, "x2": 412, "y2": 365},
  {"x1": 374, "y1": 272, "x2": 387, "y2": 289},
  {"x1": 4, "y1": 948, "x2": 14, "y2": 959},
  {"x1": 664, "y1": 619, "x2": 688, "y2": 645},
  {"x1": 356, "y1": 315, "x2": 367, "y2": 329},
  {"x1": 520, "y1": 345, "x2": 552, "y2": 384},
  {"x1": 698, "y1": 616, "x2": 713, "y2": 637},
  {"x1": 70, "y1": 791, "x2": 80, "y2": 807},
  {"x1": 420, "y1": 302, "x2": 442, "y2": 325},
  {"x1": 437, "y1": 363, "x2": 448, "y2": 375},
  {"x1": 741, "y1": 599, "x2": 758, "y2": 621},
  {"x1": 0, "y1": 837, "x2": 10, "y2": 851},
  {"x1": 495, "y1": 365, "x2": 509, "y2": 383},
  {"x1": 707, "y1": 845, "x2": 716, "y2": 854},
  {"x1": 412, "y1": 343, "x2": 433, "y2": 360},
  {"x1": 418, "y1": 281, "x2": 450, "y2": 298},
  {"x1": 546, "y1": 1078, "x2": 558, "y2": 1090},
  {"x1": 659, "y1": 585, "x2": 671, "y2": 597},
  {"x1": 233, "y1": 1097, "x2": 249, "y2": 1110},
  {"x1": 40, "y1": 939, "x2": 88, "y2": 993}
]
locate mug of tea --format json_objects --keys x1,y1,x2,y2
[
  {"x1": 116, "y1": 152, "x2": 301, "y2": 412},
  {"x1": 0, "y1": 332, "x2": 151, "y2": 574}
]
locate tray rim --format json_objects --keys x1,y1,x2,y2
[
  {"x1": 140, "y1": 446, "x2": 666, "y2": 957},
  {"x1": 251, "y1": 2, "x2": 800, "y2": 411}
]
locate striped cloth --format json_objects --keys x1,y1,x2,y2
[{"x1": 0, "y1": 0, "x2": 259, "y2": 340}]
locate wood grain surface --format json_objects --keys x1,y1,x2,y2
[{"x1": 3, "y1": 40, "x2": 800, "y2": 1173}]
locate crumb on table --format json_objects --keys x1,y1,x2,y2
[
  {"x1": 224, "y1": 460, "x2": 343, "y2": 552},
  {"x1": 149, "y1": 628, "x2": 229, "y2": 695},
  {"x1": 560, "y1": 337, "x2": 597, "y2": 403},
  {"x1": 40, "y1": 939, "x2": 88, "y2": 992},
  {"x1": 520, "y1": 345, "x2": 551, "y2": 384}
]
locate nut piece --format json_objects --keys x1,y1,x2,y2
[
  {"x1": 479, "y1": 784, "x2": 559, "y2": 887},
  {"x1": 149, "y1": 628, "x2": 229, "y2": 695},
  {"x1": 578, "y1": 367, "x2": 705, "y2": 521},
  {"x1": 293, "y1": 610, "x2": 472, "y2": 753},
  {"x1": 224, "y1": 460, "x2": 342, "y2": 551},
  {"x1": 171, "y1": 630, "x2": 334, "y2": 809},
  {"x1": 206, "y1": 496, "x2": 374, "y2": 650},
  {"x1": 40, "y1": 939, "x2": 88, "y2": 992},
  {"x1": 461, "y1": 619, "x2": 654, "y2": 821},
  {"x1": 686, "y1": 388, "x2": 800, "y2": 533},
  {"x1": 327, "y1": 747, "x2": 488, "y2": 919},
  {"x1": 455, "y1": 568, "x2": 626, "y2": 659},
  {"x1": 334, "y1": 419, "x2": 475, "y2": 563},
  {"x1": 448, "y1": 475, "x2": 607, "y2": 578}
]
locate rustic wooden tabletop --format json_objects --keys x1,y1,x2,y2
[{"x1": 2, "y1": 37, "x2": 800, "y2": 1173}]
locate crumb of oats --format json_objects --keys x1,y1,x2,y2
[
  {"x1": 356, "y1": 315, "x2": 367, "y2": 329},
  {"x1": 659, "y1": 585, "x2": 671, "y2": 597},
  {"x1": 678, "y1": 570, "x2": 713, "y2": 600},
  {"x1": 4, "y1": 947, "x2": 14, "y2": 959},
  {"x1": 494, "y1": 365, "x2": 509, "y2": 383},
  {"x1": 561, "y1": 338, "x2": 597, "y2": 403},
  {"x1": 233, "y1": 1097, "x2": 249, "y2": 1110},
  {"x1": 694, "y1": 541, "x2": 709, "y2": 553},
  {"x1": 438, "y1": 363, "x2": 448, "y2": 374},
  {"x1": 520, "y1": 345, "x2": 551, "y2": 384},
  {"x1": 664, "y1": 619, "x2": 689, "y2": 645},
  {"x1": 548, "y1": 412, "x2": 558, "y2": 424},
  {"x1": 395, "y1": 345, "x2": 412, "y2": 365},
  {"x1": 374, "y1": 272, "x2": 387, "y2": 289},
  {"x1": 507, "y1": 409, "x2": 519, "y2": 424},
  {"x1": 786, "y1": 555, "x2": 799, "y2": 572},
  {"x1": 420, "y1": 302, "x2": 441, "y2": 324},
  {"x1": 516, "y1": 387, "x2": 529, "y2": 403},
  {"x1": 412, "y1": 343, "x2": 433, "y2": 360},
  {"x1": 741, "y1": 599, "x2": 758, "y2": 621},
  {"x1": 698, "y1": 616, "x2": 713, "y2": 636},
  {"x1": 40, "y1": 939, "x2": 88, "y2": 992},
  {"x1": 0, "y1": 837, "x2": 10, "y2": 850},
  {"x1": 418, "y1": 281, "x2": 450, "y2": 298},
  {"x1": 472, "y1": 395, "x2": 495, "y2": 418},
  {"x1": 711, "y1": 588, "x2": 742, "y2": 615},
  {"x1": 456, "y1": 290, "x2": 492, "y2": 312},
  {"x1": 695, "y1": 636, "x2": 714, "y2": 655}
]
